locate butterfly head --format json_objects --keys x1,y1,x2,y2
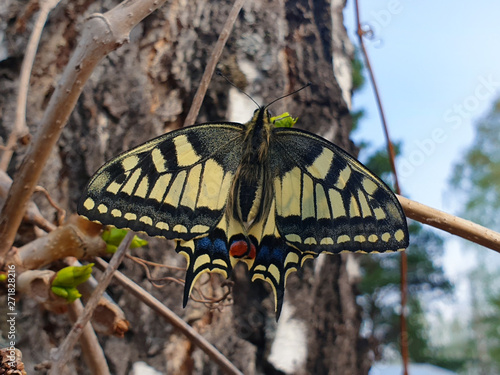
[{"x1": 250, "y1": 106, "x2": 272, "y2": 124}]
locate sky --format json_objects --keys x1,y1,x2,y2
[{"x1": 343, "y1": 0, "x2": 500, "y2": 335}]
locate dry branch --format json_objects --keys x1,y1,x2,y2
[
  {"x1": 67, "y1": 300, "x2": 110, "y2": 375},
  {"x1": 4, "y1": 216, "x2": 106, "y2": 271},
  {"x1": 17, "y1": 269, "x2": 70, "y2": 313},
  {"x1": 49, "y1": 231, "x2": 134, "y2": 374},
  {"x1": 95, "y1": 257, "x2": 244, "y2": 375},
  {"x1": 0, "y1": 170, "x2": 56, "y2": 233},
  {"x1": 0, "y1": 0, "x2": 169, "y2": 259},
  {"x1": 354, "y1": 0, "x2": 409, "y2": 367},
  {"x1": 1, "y1": 0, "x2": 62, "y2": 171},
  {"x1": 77, "y1": 271, "x2": 130, "y2": 337},
  {"x1": 183, "y1": 0, "x2": 246, "y2": 127},
  {"x1": 398, "y1": 195, "x2": 500, "y2": 253}
]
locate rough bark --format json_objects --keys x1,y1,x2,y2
[{"x1": 0, "y1": 0, "x2": 369, "y2": 373}]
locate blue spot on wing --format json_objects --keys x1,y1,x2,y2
[
  {"x1": 198, "y1": 237, "x2": 211, "y2": 248},
  {"x1": 214, "y1": 238, "x2": 228, "y2": 254},
  {"x1": 175, "y1": 228, "x2": 231, "y2": 307},
  {"x1": 250, "y1": 236, "x2": 308, "y2": 319},
  {"x1": 256, "y1": 245, "x2": 286, "y2": 264}
]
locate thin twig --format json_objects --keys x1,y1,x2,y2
[
  {"x1": 67, "y1": 257, "x2": 130, "y2": 337},
  {"x1": 398, "y1": 195, "x2": 500, "y2": 253},
  {"x1": 94, "y1": 257, "x2": 244, "y2": 375},
  {"x1": 190, "y1": 282, "x2": 233, "y2": 309},
  {"x1": 149, "y1": 276, "x2": 185, "y2": 288},
  {"x1": 127, "y1": 254, "x2": 186, "y2": 272},
  {"x1": 353, "y1": 1, "x2": 409, "y2": 372},
  {"x1": 23, "y1": 204, "x2": 57, "y2": 233},
  {"x1": 132, "y1": 256, "x2": 185, "y2": 288},
  {"x1": 67, "y1": 300, "x2": 110, "y2": 375},
  {"x1": 1, "y1": 0, "x2": 62, "y2": 171},
  {"x1": 130, "y1": 255, "x2": 231, "y2": 307},
  {"x1": 0, "y1": 170, "x2": 57, "y2": 233},
  {"x1": 34, "y1": 186, "x2": 66, "y2": 225},
  {"x1": 0, "y1": 0, "x2": 169, "y2": 259},
  {"x1": 183, "y1": 0, "x2": 245, "y2": 127},
  {"x1": 49, "y1": 231, "x2": 134, "y2": 374}
]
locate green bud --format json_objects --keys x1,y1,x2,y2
[
  {"x1": 271, "y1": 112, "x2": 298, "y2": 128},
  {"x1": 51, "y1": 264, "x2": 94, "y2": 302},
  {"x1": 102, "y1": 228, "x2": 148, "y2": 253}
]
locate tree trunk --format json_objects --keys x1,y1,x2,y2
[{"x1": 0, "y1": 0, "x2": 370, "y2": 373}]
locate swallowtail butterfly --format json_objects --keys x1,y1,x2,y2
[{"x1": 78, "y1": 106, "x2": 409, "y2": 318}]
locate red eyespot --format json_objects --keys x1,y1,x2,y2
[{"x1": 229, "y1": 240, "x2": 256, "y2": 259}]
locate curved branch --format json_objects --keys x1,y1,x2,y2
[{"x1": 1, "y1": 0, "x2": 62, "y2": 171}]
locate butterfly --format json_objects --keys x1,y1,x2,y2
[{"x1": 78, "y1": 105, "x2": 409, "y2": 318}]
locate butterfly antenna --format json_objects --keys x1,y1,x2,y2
[
  {"x1": 216, "y1": 69, "x2": 260, "y2": 108},
  {"x1": 265, "y1": 82, "x2": 312, "y2": 109}
]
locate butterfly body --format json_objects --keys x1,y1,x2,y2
[
  {"x1": 230, "y1": 108, "x2": 274, "y2": 226},
  {"x1": 78, "y1": 106, "x2": 409, "y2": 318}
]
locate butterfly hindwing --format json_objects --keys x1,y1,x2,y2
[
  {"x1": 270, "y1": 127, "x2": 409, "y2": 254},
  {"x1": 175, "y1": 227, "x2": 232, "y2": 306},
  {"x1": 243, "y1": 196, "x2": 313, "y2": 317},
  {"x1": 78, "y1": 123, "x2": 245, "y2": 240}
]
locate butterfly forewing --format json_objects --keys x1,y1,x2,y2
[
  {"x1": 78, "y1": 123, "x2": 245, "y2": 240},
  {"x1": 270, "y1": 127, "x2": 409, "y2": 254}
]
